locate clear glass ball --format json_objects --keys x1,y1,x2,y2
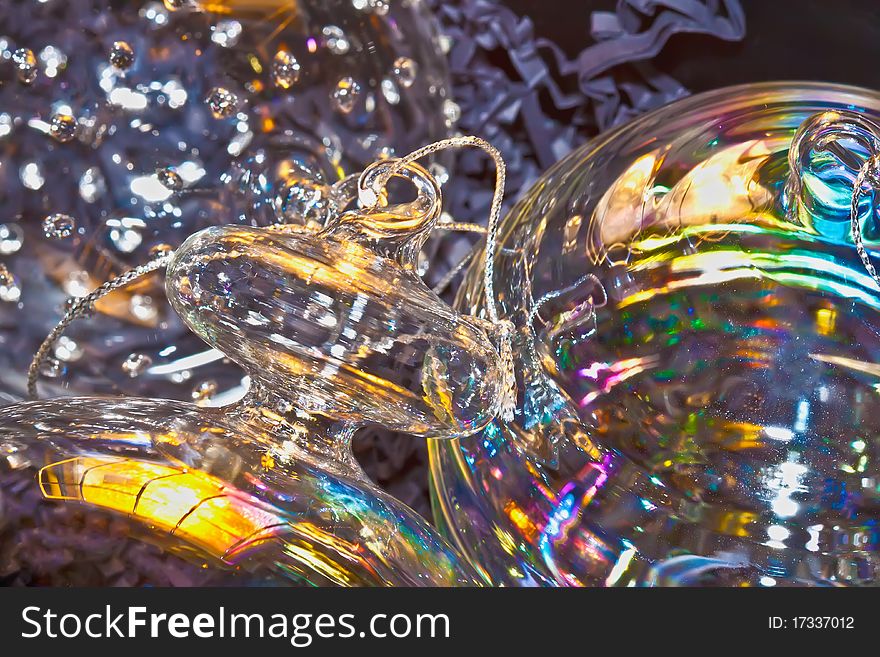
[
  {"x1": 0, "y1": 0, "x2": 451, "y2": 402},
  {"x1": 432, "y1": 83, "x2": 880, "y2": 586}
]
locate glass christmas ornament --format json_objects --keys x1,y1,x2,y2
[
  {"x1": 165, "y1": 159, "x2": 506, "y2": 439},
  {"x1": 431, "y1": 82, "x2": 880, "y2": 586},
  {"x1": 0, "y1": 0, "x2": 451, "y2": 404},
  {"x1": 0, "y1": 155, "x2": 504, "y2": 586}
]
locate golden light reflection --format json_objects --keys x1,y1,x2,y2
[
  {"x1": 656, "y1": 140, "x2": 773, "y2": 228},
  {"x1": 505, "y1": 500, "x2": 538, "y2": 540},
  {"x1": 816, "y1": 307, "x2": 837, "y2": 336},
  {"x1": 589, "y1": 140, "x2": 776, "y2": 264},
  {"x1": 282, "y1": 521, "x2": 383, "y2": 585},
  {"x1": 39, "y1": 456, "x2": 286, "y2": 561},
  {"x1": 590, "y1": 151, "x2": 660, "y2": 260},
  {"x1": 617, "y1": 248, "x2": 880, "y2": 311}
]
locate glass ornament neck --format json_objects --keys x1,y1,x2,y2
[
  {"x1": 786, "y1": 110, "x2": 880, "y2": 226},
  {"x1": 231, "y1": 381, "x2": 365, "y2": 479},
  {"x1": 786, "y1": 109, "x2": 880, "y2": 288},
  {"x1": 322, "y1": 159, "x2": 442, "y2": 270}
]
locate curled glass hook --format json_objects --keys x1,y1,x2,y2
[
  {"x1": 850, "y1": 152, "x2": 880, "y2": 286},
  {"x1": 786, "y1": 110, "x2": 880, "y2": 227},
  {"x1": 786, "y1": 110, "x2": 880, "y2": 289}
]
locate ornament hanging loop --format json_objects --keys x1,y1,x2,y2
[
  {"x1": 851, "y1": 152, "x2": 880, "y2": 287},
  {"x1": 353, "y1": 135, "x2": 516, "y2": 420},
  {"x1": 355, "y1": 158, "x2": 443, "y2": 227},
  {"x1": 790, "y1": 110, "x2": 880, "y2": 297},
  {"x1": 358, "y1": 135, "x2": 508, "y2": 324},
  {"x1": 325, "y1": 159, "x2": 443, "y2": 269}
]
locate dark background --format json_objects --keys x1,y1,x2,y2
[{"x1": 506, "y1": 0, "x2": 880, "y2": 91}]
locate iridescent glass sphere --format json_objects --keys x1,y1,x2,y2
[
  {"x1": 0, "y1": 0, "x2": 451, "y2": 402},
  {"x1": 432, "y1": 83, "x2": 880, "y2": 586}
]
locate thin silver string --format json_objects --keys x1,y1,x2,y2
[
  {"x1": 362, "y1": 136, "x2": 514, "y2": 420},
  {"x1": 363, "y1": 135, "x2": 507, "y2": 324},
  {"x1": 851, "y1": 153, "x2": 880, "y2": 288},
  {"x1": 27, "y1": 250, "x2": 174, "y2": 399},
  {"x1": 430, "y1": 222, "x2": 487, "y2": 295},
  {"x1": 435, "y1": 221, "x2": 487, "y2": 234},
  {"x1": 431, "y1": 240, "x2": 482, "y2": 296}
]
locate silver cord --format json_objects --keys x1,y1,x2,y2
[
  {"x1": 431, "y1": 240, "x2": 482, "y2": 296},
  {"x1": 27, "y1": 250, "x2": 174, "y2": 399},
  {"x1": 362, "y1": 136, "x2": 515, "y2": 420},
  {"x1": 430, "y1": 222, "x2": 486, "y2": 296},
  {"x1": 851, "y1": 153, "x2": 880, "y2": 288},
  {"x1": 363, "y1": 136, "x2": 507, "y2": 324},
  {"x1": 435, "y1": 221, "x2": 487, "y2": 234}
]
